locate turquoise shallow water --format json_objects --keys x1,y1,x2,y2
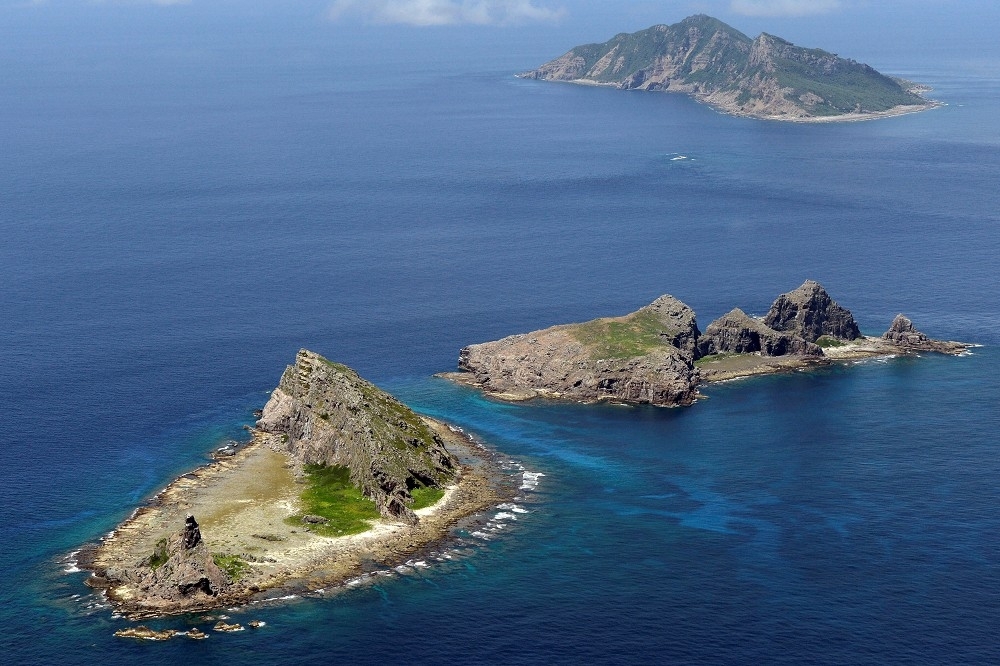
[{"x1": 2, "y1": 15, "x2": 1000, "y2": 664}]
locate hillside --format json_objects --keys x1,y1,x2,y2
[{"x1": 520, "y1": 14, "x2": 933, "y2": 120}]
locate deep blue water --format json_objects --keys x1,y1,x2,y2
[{"x1": 2, "y1": 15, "x2": 1000, "y2": 665}]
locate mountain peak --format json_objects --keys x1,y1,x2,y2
[{"x1": 521, "y1": 15, "x2": 933, "y2": 120}]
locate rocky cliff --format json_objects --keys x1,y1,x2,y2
[
  {"x1": 881, "y1": 314, "x2": 969, "y2": 354},
  {"x1": 257, "y1": 349, "x2": 456, "y2": 523},
  {"x1": 447, "y1": 280, "x2": 969, "y2": 406},
  {"x1": 764, "y1": 280, "x2": 862, "y2": 342},
  {"x1": 124, "y1": 516, "x2": 228, "y2": 610},
  {"x1": 698, "y1": 307, "x2": 822, "y2": 357},
  {"x1": 455, "y1": 295, "x2": 701, "y2": 406},
  {"x1": 521, "y1": 14, "x2": 931, "y2": 120}
]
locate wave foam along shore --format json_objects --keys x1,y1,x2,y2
[{"x1": 78, "y1": 418, "x2": 517, "y2": 619}]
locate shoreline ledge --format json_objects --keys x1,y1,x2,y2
[
  {"x1": 78, "y1": 352, "x2": 516, "y2": 620},
  {"x1": 441, "y1": 282, "x2": 972, "y2": 406}
]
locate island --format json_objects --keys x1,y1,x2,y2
[
  {"x1": 79, "y1": 350, "x2": 514, "y2": 621},
  {"x1": 440, "y1": 281, "x2": 971, "y2": 406},
  {"x1": 519, "y1": 14, "x2": 937, "y2": 121}
]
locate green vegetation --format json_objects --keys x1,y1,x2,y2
[
  {"x1": 212, "y1": 553, "x2": 249, "y2": 581},
  {"x1": 569, "y1": 310, "x2": 669, "y2": 360},
  {"x1": 410, "y1": 486, "x2": 445, "y2": 510},
  {"x1": 286, "y1": 464, "x2": 381, "y2": 537},
  {"x1": 543, "y1": 16, "x2": 925, "y2": 117},
  {"x1": 815, "y1": 336, "x2": 847, "y2": 348},
  {"x1": 148, "y1": 538, "x2": 169, "y2": 569},
  {"x1": 695, "y1": 352, "x2": 738, "y2": 365}
]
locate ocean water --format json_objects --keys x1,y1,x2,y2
[{"x1": 2, "y1": 15, "x2": 1000, "y2": 665}]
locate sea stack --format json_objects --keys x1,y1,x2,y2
[{"x1": 130, "y1": 515, "x2": 228, "y2": 606}]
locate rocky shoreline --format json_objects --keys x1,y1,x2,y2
[
  {"x1": 78, "y1": 353, "x2": 517, "y2": 620},
  {"x1": 443, "y1": 282, "x2": 972, "y2": 406}
]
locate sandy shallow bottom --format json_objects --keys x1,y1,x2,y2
[{"x1": 82, "y1": 419, "x2": 512, "y2": 619}]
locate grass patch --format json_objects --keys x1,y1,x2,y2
[
  {"x1": 569, "y1": 310, "x2": 669, "y2": 360},
  {"x1": 286, "y1": 464, "x2": 381, "y2": 537},
  {"x1": 815, "y1": 336, "x2": 847, "y2": 348},
  {"x1": 148, "y1": 538, "x2": 169, "y2": 569},
  {"x1": 410, "y1": 486, "x2": 445, "y2": 511},
  {"x1": 212, "y1": 553, "x2": 249, "y2": 581},
  {"x1": 694, "y1": 352, "x2": 738, "y2": 365}
]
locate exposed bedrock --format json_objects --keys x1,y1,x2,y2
[
  {"x1": 129, "y1": 516, "x2": 228, "y2": 605},
  {"x1": 449, "y1": 280, "x2": 970, "y2": 406},
  {"x1": 697, "y1": 308, "x2": 822, "y2": 357},
  {"x1": 456, "y1": 294, "x2": 701, "y2": 407},
  {"x1": 764, "y1": 280, "x2": 862, "y2": 342},
  {"x1": 257, "y1": 349, "x2": 456, "y2": 524},
  {"x1": 642, "y1": 294, "x2": 702, "y2": 357},
  {"x1": 881, "y1": 314, "x2": 968, "y2": 354}
]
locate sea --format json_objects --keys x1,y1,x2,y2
[{"x1": 2, "y1": 10, "x2": 1000, "y2": 665}]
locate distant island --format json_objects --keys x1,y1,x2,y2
[
  {"x1": 441, "y1": 281, "x2": 971, "y2": 406},
  {"x1": 520, "y1": 15, "x2": 937, "y2": 121},
  {"x1": 80, "y1": 350, "x2": 514, "y2": 625}
]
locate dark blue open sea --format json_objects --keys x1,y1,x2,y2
[{"x1": 2, "y1": 12, "x2": 1000, "y2": 665}]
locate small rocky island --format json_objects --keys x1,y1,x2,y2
[
  {"x1": 520, "y1": 14, "x2": 936, "y2": 121},
  {"x1": 442, "y1": 281, "x2": 970, "y2": 406},
  {"x1": 80, "y1": 350, "x2": 511, "y2": 619}
]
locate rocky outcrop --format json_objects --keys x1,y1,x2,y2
[
  {"x1": 130, "y1": 516, "x2": 228, "y2": 607},
  {"x1": 697, "y1": 308, "x2": 822, "y2": 357},
  {"x1": 641, "y1": 294, "x2": 702, "y2": 357},
  {"x1": 521, "y1": 14, "x2": 932, "y2": 120},
  {"x1": 881, "y1": 314, "x2": 968, "y2": 354},
  {"x1": 447, "y1": 280, "x2": 973, "y2": 405},
  {"x1": 764, "y1": 280, "x2": 862, "y2": 343},
  {"x1": 455, "y1": 295, "x2": 701, "y2": 406},
  {"x1": 257, "y1": 350, "x2": 456, "y2": 524}
]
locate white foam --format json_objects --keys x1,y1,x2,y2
[
  {"x1": 493, "y1": 512, "x2": 518, "y2": 521},
  {"x1": 497, "y1": 502, "x2": 529, "y2": 514},
  {"x1": 520, "y1": 471, "x2": 545, "y2": 490}
]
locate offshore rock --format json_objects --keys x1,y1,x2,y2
[
  {"x1": 131, "y1": 516, "x2": 227, "y2": 606},
  {"x1": 114, "y1": 625, "x2": 178, "y2": 641},
  {"x1": 698, "y1": 308, "x2": 822, "y2": 357},
  {"x1": 257, "y1": 350, "x2": 456, "y2": 524},
  {"x1": 881, "y1": 314, "x2": 969, "y2": 354},
  {"x1": 453, "y1": 295, "x2": 701, "y2": 407},
  {"x1": 764, "y1": 280, "x2": 862, "y2": 343}
]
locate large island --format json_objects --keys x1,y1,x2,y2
[
  {"x1": 442, "y1": 281, "x2": 970, "y2": 406},
  {"x1": 80, "y1": 350, "x2": 514, "y2": 623},
  {"x1": 520, "y1": 14, "x2": 937, "y2": 121}
]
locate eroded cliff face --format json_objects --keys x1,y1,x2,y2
[
  {"x1": 112, "y1": 515, "x2": 229, "y2": 612},
  {"x1": 257, "y1": 350, "x2": 456, "y2": 523},
  {"x1": 521, "y1": 14, "x2": 930, "y2": 120},
  {"x1": 698, "y1": 308, "x2": 822, "y2": 357},
  {"x1": 882, "y1": 314, "x2": 968, "y2": 354},
  {"x1": 449, "y1": 280, "x2": 969, "y2": 406},
  {"x1": 764, "y1": 280, "x2": 862, "y2": 342},
  {"x1": 457, "y1": 295, "x2": 701, "y2": 407}
]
